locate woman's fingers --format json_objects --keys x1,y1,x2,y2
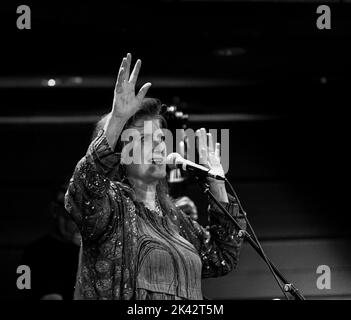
[
  {"x1": 120, "y1": 57, "x2": 128, "y2": 81},
  {"x1": 136, "y1": 82, "x2": 152, "y2": 101},
  {"x1": 118, "y1": 55, "x2": 126, "y2": 73},
  {"x1": 179, "y1": 129, "x2": 189, "y2": 159},
  {"x1": 179, "y1": 140, "x2": 185, "y2": 158},
  {"x1": 215, "y1": 142, "x2": 221, "y2": 158},
  {"x1": 129, "y1": 59, "x2": 141, "y2": 86},
  {"x1": 111, "y1": 54, "x2": 153, "y2": 121},
  {"x1": 200, "y1": 148, "x2": 208, "y2": 166},
  {"x1": 207, "y1": 132, "x2": 214, "y2": 153},
  {"x1": 196, "y1": 128, "x2": 205, "y2": 151},
  {"x1": 200, "y1": 128, "x2": 207, "y2": 155},
  {"x1": 200, "y1": 128, "x2": 207, "y2": 148},
  {"x1": 114, "y1": 67, "x2": 124, "y2": 93},
  {"x1": 115, "y1": 57, "x2": 127, "y2": 93},
  {"x1": 125, "y1": 53, "x2": 132, "y2": 81},
  {"x1": 184, "y1": 134, "x2": 190, "y2": 159},
  {"x1": 195, "y1": 129, "x2": 200, "y2": 155},
  {"x1": 115, "y1": 55, "x2": 148, "y2": 98},
  {"x1": 196, "y1": 128, "x2": 208, "y2": 165}
]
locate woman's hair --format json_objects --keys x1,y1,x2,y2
[
  {"x1": 92, "y1": 98, "x2": 166, "y2": 141},
  {"x1": 92, "y1": 97, "x2": 177, "y2": 217}
]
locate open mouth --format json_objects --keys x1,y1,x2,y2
[{"x1": 151, "y1": 157, "x2": 164, "y2": 165}]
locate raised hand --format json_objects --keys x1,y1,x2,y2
[
  {"x1": 196, "y1": 128, "x2": 225, "y2": 179},
  {"x1": 112, "y1": 53, "x2": 152, "y2": 121},
  {"x1": 196, "y1": 128, "x2": 228, "y2": 202},
  {"x1": 104, "y1": 53, "x2": 151, "y2": 150}
]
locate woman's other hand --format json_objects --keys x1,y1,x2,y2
[
  {"x1": 196, "y1": 128, "x2": 225, "y2": 179},
  {"x1": 196, "y1": 128, "x2": 228, "y2": 203}
]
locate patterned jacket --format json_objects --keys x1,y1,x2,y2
[{"x1": 64, "y1": 129, "x2": 246, "y2": 299}]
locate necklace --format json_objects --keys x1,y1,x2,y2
[{"x1": 144, "y1": 196, "x2": 163, "y2": 217}]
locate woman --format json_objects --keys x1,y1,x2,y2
[{"x1": 65, "y1": 53, "x2": 246, "y2": 300}]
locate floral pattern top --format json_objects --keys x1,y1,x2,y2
[{"x1": 64, "y1": 129, "x2": 246, "y2": 300}]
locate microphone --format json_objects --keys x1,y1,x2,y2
[{"x1": 166, "y1": 153, "x2": 225, "y2": 181}]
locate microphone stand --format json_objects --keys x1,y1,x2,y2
[{"x1": 195, "y1": 176, "x2": 306, "y2": 300}]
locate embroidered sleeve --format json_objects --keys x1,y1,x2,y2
[
  {"x1": 64, "y1": 130, "x2": 123, "y2": 242},
  {"x1": 177, "y1": 194, "x2": 246, "y2": 278}
]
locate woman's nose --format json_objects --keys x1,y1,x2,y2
[{"x1": 152, "y1": 137, "x2": 165, "y2": 153}]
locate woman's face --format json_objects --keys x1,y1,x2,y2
[{"x1": 124, "y1": 117, "x2": 167, "y2": 184}]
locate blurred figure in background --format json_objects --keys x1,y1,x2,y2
[
  {"x1": 20, "y1": 183, "x2": 81, "y2": 300},
  {"x1": 174, "y1": 196, "x2": 198, "y2": 221}
]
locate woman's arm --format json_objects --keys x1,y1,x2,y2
[
  {"x1": 201, "y1": 193, "x2": 246, "y2": 278},
  {"x1": 176, "y1": 128, "x2": 246, "y2": 277},
  {"x1": 64, "y1": 131, "x2": 122, "y2": 242},
  {"x1": 64, "y1": 53, "x2": 151, "y2": 242},
  {"x1": 176, "y1": 192, "x2": 246, "y2": 278}
]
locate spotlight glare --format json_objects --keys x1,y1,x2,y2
[{"x1": 48, "y1": 79, "x2": 56, "y2": 87}]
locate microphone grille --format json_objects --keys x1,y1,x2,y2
[{"x1": 166, "y1": 153, "x2": 182, "y2": 166}]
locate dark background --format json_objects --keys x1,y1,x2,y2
[{"x1": 0, "y1": 0, "x2": 350, "y2": 299}]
